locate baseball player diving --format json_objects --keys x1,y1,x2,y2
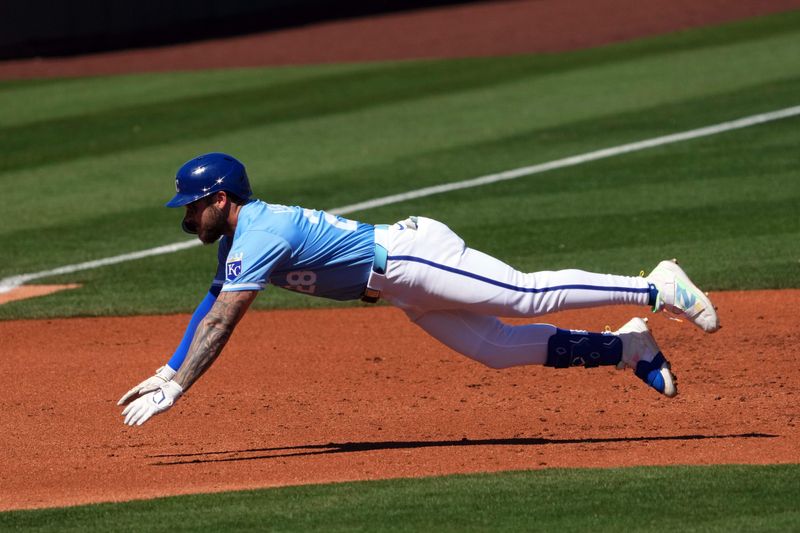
[{"x1": 119, "y1": 153, "x2": 720, "y2": 426}]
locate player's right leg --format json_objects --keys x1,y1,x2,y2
[
  {"x1": 376, "y1": 217, "x2": 653, "y2": 317},
  {"x1": 646, "y1": 259, "x2": 720, "y2": 333},
  {"x1": 374, "y1": 217, "x2": 718, "y2": 333},
  {"x1": 410, "y1": 309, "x2": 677, "y2": 397}
]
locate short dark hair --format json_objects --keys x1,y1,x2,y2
[
  {"x1": 203, "y1": 190, "x2": 246, "y2": 205},
  {"x1": 225, "y1": 191, "x2": 246, "y2": 205}
]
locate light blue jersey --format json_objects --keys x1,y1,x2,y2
[{"x1": 212, "y1": 200, "x2": 374, "y2": 301}]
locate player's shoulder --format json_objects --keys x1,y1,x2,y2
[
  {"x1": 239, "y1": 199, "x2": 303, "y2": 221},
  {"x1": 232, "y1": 199, "x2": 302, "y2": 245}
]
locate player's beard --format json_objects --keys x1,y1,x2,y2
[{"x1": 198, "y1": 204, "x2": 228, "y2": 244}]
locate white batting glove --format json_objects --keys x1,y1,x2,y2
[
  {"x1": 117, "y1": 365, "x2": 177, "y2": 406},
  {"x1": 122, "y1": 380, "x2": 183, "y2": 426}
]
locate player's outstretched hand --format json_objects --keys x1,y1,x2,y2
[
  {"x1": 117, "y1": 365, "x2": 177, "y2": 406},
  {"x1": 122, "y1": 380, "x2": 183, "y2": 426}
]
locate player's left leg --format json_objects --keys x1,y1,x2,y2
[
  {"x1": 409, "y1": 309, "x2": 555, "y2": 369},
  {"x1": 409, "y1": 309, "x2": 676, "y2": 397}
]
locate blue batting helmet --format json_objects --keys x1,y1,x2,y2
[{"x1": 165, "y1": 152, "x2": 253, "y2": 208}]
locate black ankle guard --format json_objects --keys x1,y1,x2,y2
[{"x1": 545, "y1": 329, "x2": 622, "y2": 368}]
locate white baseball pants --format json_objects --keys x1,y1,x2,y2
[{"x1": 367, "y1": 217, "x2": 651, "y2": 369}]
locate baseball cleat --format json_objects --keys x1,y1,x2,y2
[
  {"x1": 614, "y1": 317, "x2": 677, "y2": 398},
  {"x1": 646, "y1": 259, "x2": 720, "y2": 333}
]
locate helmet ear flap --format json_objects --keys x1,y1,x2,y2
[{"x1": 239, "y1": 172, "x2": 252, "y2": 197}]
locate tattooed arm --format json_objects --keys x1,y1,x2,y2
[
  {"x1": 174, "y1": 290, "x2": 258, "y2": 391},
  {"x1": 121, "y1": 289, "x2": 257, "y2": 426}
]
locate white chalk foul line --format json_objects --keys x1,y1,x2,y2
[
  {"x1": 2, "y1": 104, "x2": 799, "y2": 294},
  {"x1": 0, "y1": 241, "x2": 201, "y2": 293},
  {"x1": 330, "y1": 105, "x2": 800, "y2": 214}
]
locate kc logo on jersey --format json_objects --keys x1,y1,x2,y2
[{"x1": 226, "y1": 253, "x2": 243, "y2": 282}]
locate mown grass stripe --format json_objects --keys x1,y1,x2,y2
[
  {"x1": 1, "y1": 104, "x2": 797, "y2": 294},
  {"x1": 329, "y1": 104, "x2": 800, "y2": 214},
  {"x1": 3, "y1": 9, "x2": 799, "y2": 174}
]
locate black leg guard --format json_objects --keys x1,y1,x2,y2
[{"x1": 545, "y1": 329, "x2": 622, "y2": 368}]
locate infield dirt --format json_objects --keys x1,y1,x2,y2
[
  {"x1": 1, "y1": 0, "x2": 799, "y2": 511},
  {"x1": 2, "y1": 290, "x2": 799, "y2": 510}
]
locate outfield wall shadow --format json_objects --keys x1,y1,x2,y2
[{"x1": 0, "y1": 1, "x2": 479, "y2": 60}]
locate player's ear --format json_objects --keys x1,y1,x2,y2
[{"x1": 214, "y1": 191, "x2": 228, "y2": 208}]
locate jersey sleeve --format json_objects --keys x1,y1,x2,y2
[
  {"x1": 221, "y1": 230, "x2": 293, "y2": 292},
  {"x1": 165, "y1": 290, "x2": 217, "y2": 371}
]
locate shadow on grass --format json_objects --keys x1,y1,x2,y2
[{"x1": 148, "y1": 432, "x2": 776, "y2": 465}]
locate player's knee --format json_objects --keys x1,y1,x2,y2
[{"x1": 465, "y1": 325, "x2": 532, "y2": 369}]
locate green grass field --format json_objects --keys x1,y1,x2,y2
[
  {"x1": 2, "y1": 9, "x2": 799, "y2": 319},
  {"x1": 2, "y1": 465, "x2": 799, "y2": 532},
  {"x1": 2, "y1": 9, "x2": 799, "y2": 530}
]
